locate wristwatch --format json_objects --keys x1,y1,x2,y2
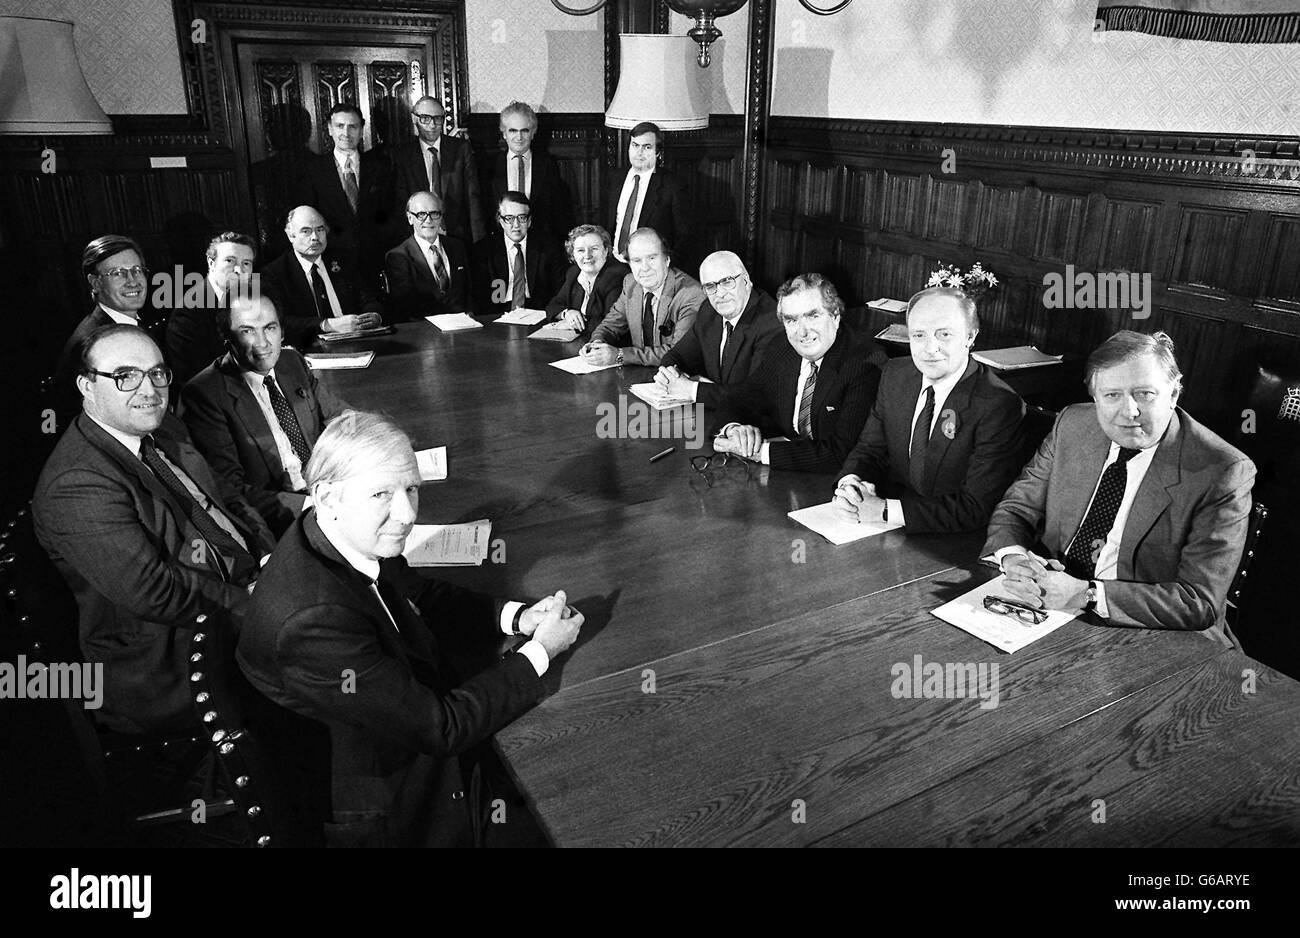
[{"x1": 615, "y1": 350, "x2": 624, "y2": 367}]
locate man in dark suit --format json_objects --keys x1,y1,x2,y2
[
  {"x1": 984, "y1": 330, "x2": 1255, "y2": 645},
  {"x1": 581, "y1": 228, "x2": 704, "y2": 368},
  {"x1": 471, "y1": 191, "x2": 566, "y2": 315},
  {"x1": 393, "y1": 96, "x2": 485, "y2": 244},
  {"x1": 259, "y1": 205, "x2": 384, "y2": 348},
  {"x1": 655, "y1": 250, "x2": 781, "y2": 408},
  {"x1": 237, "y1": 411, "x2": 583, "y2": 847},
  {"x1": 712, "y1": 273, "x2": 885, "y2": 474},
  {"x1": 609, "y1": 121, "x2": 693, "y2": 272},
  {"x1": 833, "y1": 286, "x2": 1025, "y2": 533},
  {"x1": 483, "y1": 101, "x2": 572, "y2": 246},
  {"x1": 544, "y1": 224, "x2": 629, "y2": 340},
  {"x1": 165, "y1": 231, "x2": 257, "y2": 389},
  {"x1": 33, "y1": 325, "x2": 273, "y2": 735},
  {"x1": 179, "y1": 294, "x2": 347, "y2": 537},
  {"x1": 384, "y1": 190, "x2": 471, "y2": 320},
  {"x1": 294, "y1": 102, "x2": 396, "y2": 286}
]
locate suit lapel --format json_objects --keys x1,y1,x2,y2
[
  {"x1": 921, "y1": 359, "x2": 977, "y2": 492},
  {"x1": 1053, "y1": 417, "x2": 1114, "y2": 554},
  {"x1": 892, "y1": 366, "x2": 924, "y2": 479},
  {"x1": 279, "y1": 354, "x2": 320, "y2": 444},
  {"x1": 221, "y1": 356, "x2": 287, "y2": 483},
  {"x1": 1117, "y1": 411, "x2": 1181, "y2": 575}
]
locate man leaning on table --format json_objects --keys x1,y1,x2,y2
[
  {"x1": 833, "y1": 286, "x2": 1024, "y2": 533},
  {"x1": 983, "y1": 330, "x2": 1255, "y2": 645},
  {"x1": 654, "y1": 250, "x2": 781, "y2": 408},
  {"x1": 580, "y1": 227, "x2": 703, "y2": 367},
  {"x1": 711, "y1": 273, "x2": 885, "y2": 473}
]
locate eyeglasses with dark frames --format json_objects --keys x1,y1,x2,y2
[
  {"x1": 982, "y1": 595, "x2": 1048, "y2": 626},
  {"x1": 409, "y1": 210, "x2": 444, "y2": 221},
  {"x1": 84, "y1": 366, "x2": 173, "y2": 392},
  {"x1": 499, "y1": 213, "x2": 531, "y2": 226},
  {"x1": 413, "y1": 114, "x2": 446, "y2": 126}
]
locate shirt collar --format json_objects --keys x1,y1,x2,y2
[
  {"x1": 87, "y1": 412, "x2": 144, "y2": 458},
  {"x1": 628, "y1": 166, "x2": 655, "y2": 181},
  {"x1": 503, "y1": 233, "x2": 527, "y2": 254},
  {"x1": 242, "y1": 367, "x2": 277, "y2": 392},
  {"x1": 316, "y1": 518, "x2": 382, "y2": 582},
  {"x1": 333, "y1": 148, "x2": 359, "y2": 172},
  {"x1": 99, "y1": 304, "x2": 139, "y2": 324},
  {"x1": 415, "y1": 232, "x2": 442, "y2": 251},
  {"x1": 296, "y1": 254, "x2": 323, "y2": 277},
  {"x1": 921, "y1": 360, "x2": 967, "y2": 399}
]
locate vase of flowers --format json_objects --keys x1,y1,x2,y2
[{"x1": 926, "y1": 262, "x2": 998, "y2": 301}]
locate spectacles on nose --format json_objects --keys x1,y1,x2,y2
[
  {"x1": 703, "y1": 275, "x2": 741, "y2": 295},
  {"x1": 413, "y1": 114, "x2": 445, "y2": 126},
  {"x1": 982, "y1": 595, "x2": 1048, "y2": 625},
  {"x1": 409, "y1": 210, "x2": 443, "y2": 222},
  {"x1": 85, "y1": 366, "x2": 173, "y2": 392},
  {"x1": 99, "y1": 265, "x2": 148, "y2": 282},
  {"x1": 296, "y1": 226, "x2": 328, "y2": 237},
  {"x1": 499, "y1": 213, "x2": 530, "y2": 226}
]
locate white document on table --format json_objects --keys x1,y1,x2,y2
[
  {"x1": 549, "y1": 355, "x2": 620, "y2": 374},
  {"x1": 415, "y1": 446, "x2": 447, "y2": 481},
  {"x1": 403, "y1": 519, "x2": 492, "y2": 567},
  {"x1": 494, "y1": 309, "x2": 547, "y2": 325},
  {"x1": 787, "y1": 501, "x2": 902, "y2": 545},
  {"x1": 628, "y1": 382, "x2": 692, "y2": 411},
  {"x1": 426, "y1": 313, "x2": 482, "y2": 331},
  {"x1": 528, "y1": 324, "x2": 579, "y2": 343},
  {"x1": 867, "y1": 297, "x2": 908, "y2": 314},
  {"x1": 931, "y1": 574, "x2": 1077, "y2": 653},
  {"x1": 304, "y1": 351, "x2": 374, "y2": 370}
]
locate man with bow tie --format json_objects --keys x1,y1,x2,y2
[
  {"x1": 385, "y1": 190, "x2": 471, "y2": 320},
  {"x1": 984, "y1": 330, "x2": 1255, "y2": 644}
]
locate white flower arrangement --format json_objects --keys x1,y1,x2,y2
[{"x1": 926, "y1": 262, "x2": 999, "y2": 300}]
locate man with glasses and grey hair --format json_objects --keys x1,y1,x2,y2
[
  {"x1": 484, "y1": 100, "x2": 572, "y2": 245},
  {"x1": 385, "y1": 190, "x2": 471, "y2": 320},
  {"x1": 655, "y1": 250, "x2": 781, "y2": 408},
  {"x1": 238, "y1": 410, "x2": 584, "y2": 847},
  {"x1": 34, "y1": 324, "x2": 273, "y2": 735},
  {"x1": 394, "y1": 95, "x2": 484, "y2": 243}
]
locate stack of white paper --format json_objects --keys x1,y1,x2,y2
[
  {"x1": 304, "y1": 351, "x2": 375, "y2": 370},
  {"x1": 549, "y1": 356, "x2": 620, "y2": 374},
  {"x1": 403, "y1": 519, "x2": 492, "y2": 567},
  {"x1": 494, "y1": 309, "x2": 547, "y2": 325},
  {"x1": 528, "y1": 324, "x2": 580, "y2": 343},
  {"x1": 415, "y1": 446, "x2": 447, "y2": 481},
  {"x1": 426, "y1": 313, "x2": 482, "y2": 332},
  {"x1": 867, "y1": 297, "x2": 908, "y2": 313},
  {"x1": 787, "y1": 501, "x2": 902, "y2": 545},
  {"x1": 628, "y1": 382, "x2": 692, "y2": 411},
  {"x1": 931, "y1": 574, "x2": 1076, "y2": 653}
]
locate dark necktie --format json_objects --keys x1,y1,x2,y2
[
  {"x1": 641, "y1": 293, "x2": 655, "y2": 347},
  {"x1": 1064, "y1": 447, "x2": 1142, "y2": 579},
  {"x1": 264, "y1": 374, "x2": 311, "y2": 466},
  {"x1": 618, "y1": 174, "x2": 641, "y2": 258},
  {"x1": 428, "y1": 243, "x2": 449, "y2": 293},
  {"x1": 139, "y1": 436, "x2": 250, "y2": 581},
  {"x1": 909, "y1": 385, "x2": 936, "y2": 493},
  {"x1": 797, "y1": 361, "x2": 818, "y2": 439},
  {"x1": 310, "y1": 263, "x2": 331, "y2": 319},
  {"x1": 515, "y1": 155, "x2": 526, "y2": 195},
  {"x1": 719, "y1": 320, "x2": 734, "y2": 376},
  {"x1": 511, "y1": 244, "x2": 526, "y2": 309},
  {"x1": 427, "y1": 146, "x2": 441, "y2": 196},
  {"x1": 342, "y1": 156, "x2": 359, "y2": 213}
]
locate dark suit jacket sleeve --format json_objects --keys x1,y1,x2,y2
[
  {"x1": 36, "y1": 465, "x2": 250, "y2": 625},
  {"x1": 165, "y1": 308, "x2": 215, "y2": 388},
  {"x1": 545, "y1": 268, "x2": 576, "y2": 319},
  {"x1": 981, "y1": 410, "x2": 1061, "y2": 557},
  {"x1": 899, "y1": 391, "x2": 1025, "y2": 534},
  {"x1": 767, "y1": 360, "x2": 880, "y2": 473},
  {"x1": 590, "y1": 282, "x2": 632, "y2": 346},
  {"x1": 272, "y1": 599, "x2": 544, "y2": 758},
  {"x1": 697, "y1": 316, "x2": 784, "y2": 410},
  {"x1": 1104, "y1": 455, "x2": 1256, "y2": 632},
  {"x1": 838, "y1": 398, "x2": 891, "y2": 484},
  {"x1": 384, "y1": 248, "x2": 421, "y2": 320},
  {"x1": 660, "y1": 318, "x2": 706, "y2": 375},
  {"x1": 260, "y1": 265, "x2": 320, "y2": 351}
]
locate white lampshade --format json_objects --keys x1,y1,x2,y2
[
  {"x1": 606, "y1": 34, "x2": 709, "y2": 132},
  {"x1": 0, "y1": 16, "x2": 112, "y2": 134}
]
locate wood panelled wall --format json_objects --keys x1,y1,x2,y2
[{"x1": 760, "y1": 119, "x2": 1300, "y2": 434}]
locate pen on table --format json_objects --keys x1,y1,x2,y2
[{"x1": 649, "y1": 447, "x2": 674, "y2": 463}]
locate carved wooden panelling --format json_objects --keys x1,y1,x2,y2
[
  {"x1": 843, "y1": 167, "x2": 875, "y2": 227},
  {"x1": 770, "y1": 160, "x2": 800, "y2": 215},
  {"x1": 881, "y1": 172, "x2": 921, "y2": 235},
  {"x1": 1098, "y1": 198, "x2": 1160, "y2": 273},
  {"x1": 1171, "y1": 207, "x2": 1246, "y2": 293},
  {"x1": 314, "y1": 61, "x2": 358, "y2": 130},
  {"x1": 804, "y1": 164, "x2": 838, "y2": 219},
  {"x1": 1260, "y1": 215, "x2": 1300, "y2": 303},
  {"x1": 256, "y1": 61, "x2": 300, "y2": 120},
  {"x1": 925, "y1": 177, "x2": 969, "y2": 244},
  {"x1": 971, "y1": 183, "x2": 1021, "y2": 254},
  {"x1": 1032, "y1": 190, "x2": 1089, "y2": 263},
  {"x1": 368, "y1": 61, "x2": 410, "y2": 150}
]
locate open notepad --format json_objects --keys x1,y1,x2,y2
[
  {"x1": 787, "y1": 501, "x2": 903, "y2": 545},
  {"x1": 931, "y1": 574, "x2": 1077, "y2": 653},
  {"x1": 528, "y1": 324, "x2": 580, "y2": 343},
  {"x1": 549, "y1": 356, "x2": 620, "y2": 374},
  {"x1": 425, "y1": 313, "x2": 482, "y2": 332},
  {"x1": 403, "y1": 519, "x2": 492, "y2": 567},
  {"x1": 494, "y1": 309, "x2": 547, "y2": 326},
  {"x1": 628, "y1": 382, "x2": 693, "y2": 410}
]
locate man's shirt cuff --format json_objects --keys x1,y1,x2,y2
[
  {"x1": 500, "y1": 600, "x2": 525, "y2": 634},
  {"x1": 886, "y1": 498, "x2": 904, "y2": 526},
  {"x1": 688, "y1": 380, "x2": 699, "y2": 402},
  {"x1": 993, "y1": 545, "x2": 1028, "y2": 567},
  {"x1": 759, "y1": 441, "x2": 771, "y2": 465},
  {"x1": 1093, "y1": 580, "x2": 1110, "y2": 618},
  {"x1": 517, "y1": 639, "x2": 549, "y2": 676}
]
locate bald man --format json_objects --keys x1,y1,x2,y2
[
  {"x1": 385, "y1": 190, "x2": 471, "y2": 320},
  {"x1": 258, "y1": 205, "x2": 383, "y2": 348},
  {"x1": 656, "y1": 251, "x2": 782, "y2": 408}
]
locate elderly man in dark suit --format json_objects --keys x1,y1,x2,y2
[
  {"x1": 608, "y1": 122, "x2": 693, "y2": 271},
  {"x1": 483, "y1": 101, "x2": 572, "y2": 246},
  {"x1": 712, "y1": 273, "x2": 885, "y2": 474},
  {"x1": 259, "y1": 205, "x2": 384, "y2": 348},
  {"x1": 237, "y1": 411, "x2": 584, "y2": 847},
  {"x1": 471, "y1": 191, "x2": 566, "y2": 315},
  {"x1": 833, "y1": 286, "x2": 1024, "y2": 533},
  {"x1": 393, "y1": 96, "x2": 484, "y2": 244},
  {"x1": 581, "y1": 228, "x2": 704, "y2": 368},
  {"x1": 384, "y1": 190, "x2": 471, "y2": 320},
  {"x1": 180, "y1": 293, "x2": 347, "y2": 537},
  {"x1": 165, "y1": 231, "x2": 257, "y2": 389},
  {"x1": 33, "y1": 325, "x2": 273, "y2": 735},
  {"x1": 293, "y1": 102, "x2": 396, "y2": 285},
  {"x1": 543, "y1": 224, "x2": 629, "y2": 340},
  {"x1": 655, "y1": 250, "x2": 781, "y2": 408},
  {"x1": 984, "y1": 330, "x2": 1255, "y2": 645}
]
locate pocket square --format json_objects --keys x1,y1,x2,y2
[{"x1": 825, "y1": 405, "x2": 836, "y2": 412}]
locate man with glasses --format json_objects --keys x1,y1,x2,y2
[
  {"x1": 385, "y1": 190, "x2": 471, "y2": 320},
  {"x1": 394, "y1": 96, "x2": 484, "y2": 243},
  {"x1": 33, "y1": 325, "x2": 273, "y2": 734},
  {"x1": 472, "y1": 191, "x2": 565, "y2": 315},
  {"x1": 484, "y1": 101, "x2": 572, "y2": 247},
  {"x1": 655, "y1": 251, "x2": 781, "y2": 408},
  {"x1": 165, "y1": 231, "x2": 258, "y2": 389},
  {"x1": 180, "y1": 294, "x2": 348, "y2": 536},
  {"x1": 260, "y1": 205, "x2": 384, "y2": 347}
]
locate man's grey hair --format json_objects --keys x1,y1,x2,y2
[
  {"x1": 775, "y1": 273, "x2": 844, "y2": 320},
  {"x1": 306, "y1": 411, "x2": 416, "y2": 491},
  {"x1": 628, "y1": 227, "x2": 669, "y2": 259},
  {"x1": 405, "y1": 190, "x2": 444, "y2": 213},
  {"x1": 499, "y1": 100, "x2": 538, "y2": 131},
  {"x1": 1086, "y1": 330, "x2": 1183, "y2": 395}
]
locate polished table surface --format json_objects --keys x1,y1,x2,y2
[{"x1": 315, "y1": 320, "x2": 1300, "y2": 847}]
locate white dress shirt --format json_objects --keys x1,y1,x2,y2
[
  {"x1": 99, "y1": 304, "x2": 140, "y2": 325},
  {"x1": 241, "y1": 368, "x2": 306, "y2": 492},
  {"x1": 613, "y1": 168, "x2": 654, "y2": 260},
  {"x1": 295, "y1": 255, "x2": 344, "y2": 319}
]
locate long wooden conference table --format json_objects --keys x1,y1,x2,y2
[{"x1": 314, "y1": 319, "x2": 1300, "y2": 848}]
